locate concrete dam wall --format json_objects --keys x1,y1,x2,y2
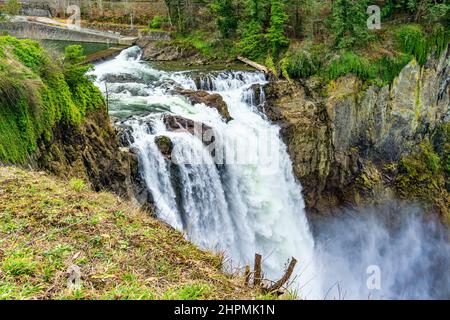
[{"x1": 0, "y1": 20, "x2": 136, "y2": 45}]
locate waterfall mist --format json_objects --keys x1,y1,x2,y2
[{"x1": 313, "y1": 202, "x2": 450, "y2": 299}]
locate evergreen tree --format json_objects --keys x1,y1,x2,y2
[
  {"x1": 267, "y1": 0, "x2": 290, "y2": 56},
  {"x1": 239, "y1": 19, "x2": 267, "y2": 59},
  {"x1": 212, "y1": 0, "x2": 238, "y2": 38},
  {"x1": 246, "y1": 0, "x2": 270, "y2": 23},
  {"x1": 331, "y1": 0, "x2": 371, "y2": 49}
]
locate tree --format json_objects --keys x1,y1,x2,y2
[
  {"x1": 212, "y1": 0, "x2": 238, "y2": 38},
  {"x1": 381, "y1": 0, "x2": 449, "y2": 24},
  {"x1": 267, "y1": 0, "x2": 289, "y2": 56},
  {"x1": 164, "y1": 0, "x2": 196, "y2": 34},
  {"x1": 239, "y1": 19, "x2": 267, "y2": 59},
  {"x1": 331, "y1": 0, "x2": 371, "y2": 49},
  {"x1": 246, "y1": 0, "x2": 270, "y2": 23}
]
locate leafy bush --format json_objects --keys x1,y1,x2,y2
[
  {"x1": 150, "y1": 15, "x2": 164, "y2": 29},
  {"x1": 396, "y1": 24, "x2": 450, "y2": 65},
  {"x1": 284, "y1": 44, "x2": 327, "y2": 79},
  {"x1": 323, "y1": 52, "x2": 374, "y2": 81},
  {"x1": 396, "y1": 25, "x2": 428, "y2": 64},
  {"x1": 374, "y1": 53, "x2": 413, "y2": 84},
  {"x1": 265, "y1": 54, "x2": 277, "y2": 75}
]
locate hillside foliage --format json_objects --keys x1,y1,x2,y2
[
  {"x1": 158, "y1": 0, "x2": 449, "y2": 83},
  {"x1": 0, "y1": 37, "x2": 104, "y2": 164}
]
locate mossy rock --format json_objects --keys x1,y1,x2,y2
[{"x1": 154, "y1": 135, "x2": 173, "y2": 157}]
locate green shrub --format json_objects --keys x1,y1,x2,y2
[
  {"x1": 265, "y1": 54, "x2": 277, "y2": 75},
  {"x1": 323, "y1": 52, "x2": 374, "y2": 81},
  {"x1": 396, "y1": 24, "x2": 450, "y2": 65},
  {"x1": 396, "y1": 25, "x2": 428, "y2": 65},
  {"x1": 69, "y1": 178, "x2": 85, "y2": 192},
  {"x1": 374, "y1": 53, "x2": 413, "y2": 84},
  {"x1": 284, "y1": 44, "x2": 327, "y2": 79},
  {"x1": 150, "y1": 15, "x2": 164, "y2": 29}
]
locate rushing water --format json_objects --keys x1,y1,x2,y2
[{"x1": 91, "y1": 46, "x2": 450, "y2": 299}]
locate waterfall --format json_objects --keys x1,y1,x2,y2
[
  {"x1": 92, "y1": 47, "x2": 322, "y2": 298},
  {"x1": 91, "y1": 46, "x2": 450, "y2": 300}
]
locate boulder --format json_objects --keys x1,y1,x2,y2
[
  {"x1": 176, "y1": 89, "x2": 232, "y2": 122},
  {"x1": 163, "y1": 114, "x2": 214, "y2": 146},
  {"x1": 154, "y1": 135, "x2": 173, "y2": 159}
]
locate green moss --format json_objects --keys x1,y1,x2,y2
[
  {"x1": 374, "y1": 53, "x2": 413, "y2": 84},
  {"x1": 396, "y1": 24, "x2": 450, "y2": 65},
  {"x1": 0, "y1": 37, "x2": 105, "y2": 164},
  {"x1": 395, "y1": 141, "x2": 449, "y2": 219},
  {"x1": 432, "y1": 123, "x2": 450, "y2": 179}
]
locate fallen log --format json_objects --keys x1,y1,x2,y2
[{"x1": 237, "y1": 55, "x2": 270, "y2": 74}]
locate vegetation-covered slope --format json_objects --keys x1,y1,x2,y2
[
  {"x1": 0, "y1": 36, "x2": 104, "y2": 164},
  {"x1": 0, "y1": 166, "x2": 253, "y2": 299}
]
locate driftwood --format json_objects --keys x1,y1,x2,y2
[
  {"x1": 253, "y1": 253, "x2": 262, "y2": 286},
  {"x1": 269, "y1": 257, "x2": 297, "y2": 292},
  {"x1": 237, "y1": 56, "x2": 270, "y2": 74},
  {"x1": 246, "y1": 253, "x2": 298, "y2": 295}
]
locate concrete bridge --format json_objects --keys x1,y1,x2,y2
[{"x1": 0, "y1": 17, "x2": 138, "y2": 45}]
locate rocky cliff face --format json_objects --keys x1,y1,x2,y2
[
  {"x1": 265, "y1": 48, "x2": 450, "y2": 217},
  {"x1": 31, "y1": 108, "x2": 144, "y2": 207}
]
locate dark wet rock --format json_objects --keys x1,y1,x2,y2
[
  {"x1": 116, "y1": 125, "x2": 135, "y2": 147},
  {"x1": 32, "y1": 109, "x2": 142, "y2": 204},
  {"x1": 163, "y1": 114, "x2": 212, "y2": 136},
  {"x1": 175, "y1": 89, "x2": 232, "y2": 122},
  {"x1": 162, "y1": 114, "x2": 215, "y2": 147},
  {"x1": 136, "y1": 40, "x2": 204, "y2": 63}
]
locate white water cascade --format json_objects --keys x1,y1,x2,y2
[
  {"x1": 91, "y1": 46, "x2": 450, "y2": 300},
  {"x1": 92, "y1": 46, "x2": 322, "y2": 298}
]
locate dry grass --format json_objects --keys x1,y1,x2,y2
[{"x1": 0, "y1": 166, "x2": 254, "y2": 300}]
